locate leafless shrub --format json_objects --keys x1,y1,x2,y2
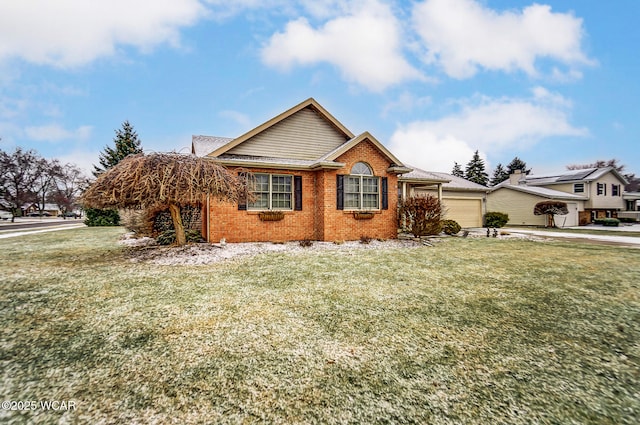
[{"x1": 399, "y1": 195, "x2": 444, "y2": 237}]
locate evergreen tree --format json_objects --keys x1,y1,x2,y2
[
  {"x1": 490, "y1": 163, "x2": 509, "y2": 186},
  {"x1": 451, "y1": 162, "x2": 464, "y2": 178},
  {"x1": 93, "y1": 120, "x2": 143, "y2": 177},
  {"x1": 464, "y1": 150, "x2": 488, "y2": 186},
  {"x1": 506, "y1": 156, "x2": 531, "y2": 175}
]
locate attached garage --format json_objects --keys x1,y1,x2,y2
[
  {"x1": 554, "y1": 202, "x2": 579, "y2": 228},
  {"x1": 443, "y1": 198, "x2": 483, "y2": 228},
  {"x1": 399, "y1": 168, "x2": 488, "y2": 229},
  {"x1": 487, "y1": 184, "x2": 586, "y2": 227}
]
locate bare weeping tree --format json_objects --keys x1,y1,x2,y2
[
  {"x1": 399, "y1": 195, "x2": 444, "y2": 237},
  {"x1": 534, "y1": 201, "x2": 568, "y2": 228},
  {"x1": 82, "y1": 153, "x2": 248, "y2": 246}
]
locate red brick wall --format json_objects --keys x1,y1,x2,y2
[
  {"x1": 207, "y1": 167, "x2": 316, "y2": 243},
  {"x1": 317, "y1": 139, "x2": 398, "y2": 241},
  {"x1": 206, "y1": 139, "x2": 399, "y2": 242}
]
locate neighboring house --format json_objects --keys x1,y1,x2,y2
[
  {"x1": 399, "y1": 167, "x2": 488, "y2": 228},
  {"x1": 488, "y1": 167, "x2": 628, "y2": 227},
  {"x1": 192, "y1": 98, "x2": 412, "y2": 243},
  {"x1": 23, "y1": 203, "x2": 61, "y2": 217},
  {"x1": 620, "y1": 192, "x2": 640, "y2": 221}
]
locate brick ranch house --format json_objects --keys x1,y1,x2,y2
[{"x1": 191, "y1": 98, "x2": 438, "y2": 243}]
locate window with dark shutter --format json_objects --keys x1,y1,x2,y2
[
  {"x1": 247, "y1": 173, "x2": 293, "y2": 210},
  {"x1": 381, "y1": 177, "x2": 388, "y2": 210},
  {"x1": 294, "y1": 176, "x2": 303, "y2": 210},
  {"x1": 336, "y1": 175, "x2": 344, "y2": 210},
  {"x1": 238, "y1": 172, "x2": 247, "y2": 210}
]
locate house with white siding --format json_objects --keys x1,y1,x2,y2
[{"x1": 488, "y1": 167, "x2": 629, "y2": 227}]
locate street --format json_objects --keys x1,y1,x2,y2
[{"x1": 0, "y1": 217, "x2": 85, "y2": 239}]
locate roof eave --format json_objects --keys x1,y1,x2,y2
[
  {"x1": 310, "y1": 161, "x2": 346, "y2": 170},
  {"x1": 398, "y1": 177, "x2": 450, "y2": 184},
  {"x1": 212, "y1": 159, "x2": 313, "y2": 171},
  {"x1": 388, "y1": 165, "x2": 413, "y2": 174},
  {"x1": 444, "y1": 187, "x2": 490, "y2": 193},
  {"x1": 212, "y1": 158, "x2": 346, "y2": 171},
  {"x1": 493, "y1": 185, "x2": 588, "y2": 200}
]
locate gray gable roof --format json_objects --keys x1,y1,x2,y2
[
  {"x1": 430, "y1": 171, "x2": 489, "y2": 191},
  {"x1": 192, "y1": 135, "x2": 233, "y2": 157},
  {"x1": 400, "y1": 166, "x2": 490, "y2": 191},
  {"x1": 494, "y1": 184, "x2": 587, "y2": 200},
  {"x1": 524, "y1": 167, "x2": 629, "y2": 186},
  {"x1": 399, "y1": 166, "x2": 449, "y2": 183}
]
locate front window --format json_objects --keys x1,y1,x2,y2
[
  {"x1": 612, "y1": 184, "x2": 620, "y2": 196},
  {"x1": 574, "y1": 183, "x2": 584, "y2": 193},
  {"x1": 249, "y1": 174, "x2": 292, "y2": 210},
  {"x1": 345, "y1": 162, "x2": 379, "y2": 210},
  {"x1": 597, "y1": 183, "x2": 606, "y2": 196}
]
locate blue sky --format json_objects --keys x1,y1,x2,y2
[{"x1": 1, "y1": 0, "x2": 638, "y2": 178}]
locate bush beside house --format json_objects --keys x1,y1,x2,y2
[
  {"x1": 484, "y1": 211, "x2": 509, "y2": 228},
  {"x1": 84, "y1": 208, "x2": 120, "y2": 226}
]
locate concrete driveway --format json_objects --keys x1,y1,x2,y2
[{"x1": 502, "y1": 224, "x2": 640, "y2": 248}]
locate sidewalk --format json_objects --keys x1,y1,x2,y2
[
  {"x1": 565, "y1": 223, "x2": 640, "y2": 232},
  {"x1": 0, "y1": 223, "x2": 86, "y2": 239},
  {"x1": 502, "y1": 226, "x2": 640, "y2": 247}
]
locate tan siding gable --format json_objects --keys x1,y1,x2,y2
[
  {"x1": 226, "y1": 107, "x2": 349, "y2": 160},
  {"x1": 487, "y1": 189, "x2": 547, "y2": 226},
  {"x1": 586, "y1": 173, "x2": 626, "y2": 209}
]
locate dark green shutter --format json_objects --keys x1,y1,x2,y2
[
  {"x1": 381, "y1": 177, "x2": 388, "y2": 210},
  {"x1": 294, "y1": 175, "x2": 302, "y2": 211},
  {"x1": 238, "y1": 172, "x2": 247, "y2": 211},
  {"x1": 336, "y1": 175, "x2": 344, "y2": 210}
]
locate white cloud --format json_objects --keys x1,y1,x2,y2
[
  {"x1": 0, "y1": 97, "x2": 28, "y2": 119},
  {"x1": 0, "y1": 0, "x2": 206, "y2": 68},
  {"x1": 261, "y1": 0, "x2": 423, "y2": 91},
  {"x1": 56, "y1": 150, "x2": 100, "y2": 176},
  {"x1": 389, "y1": 89, "x2": 588, "y2": 172},
  {"x1": 381, "y1": 91, "x2": 432, "y2": 117},
  {"x1": 412, "y1": 0, "x2": 591, "y2": 79},
  {"x1": 219, "y1": 110, "x2": 252, "y2": 129},
  {"x1": 25, "y1": 124, "x2": 93, "y2": 142},
  {"x1": 298, "y1": 0, "x2": 351, "y2": 19},
  {"x1": 203, "y1": 0, "x2": 292, "y2": 19},
  {"x1": 391, "y1": 130, "x2": 477, "y2": 173}
]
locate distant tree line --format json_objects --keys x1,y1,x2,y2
[
  {"x1": 452, "y1": 153, "x2": 638, "y2": 191},
  {"x1": 452, "y1": 152, "x2": 530, "y2": 186},
  {"x1": 0, "y1": 120, "x2": 143, "y2": 222},
  {"x1": 0, "y1": 147, "x2": 90, "y2": 221}
]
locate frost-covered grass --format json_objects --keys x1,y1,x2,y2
[{"x1": 1, "y1": 227, "x2": 638, "y2": 424}]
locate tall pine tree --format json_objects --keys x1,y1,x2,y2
[
  {"x1": 465, "y1": 150, "x2": 488, "y2": 186},
  {"x1": 93, "y1": 120, "x2": 143, "y2": 177},
  {"x1": 451, "y1": 162, "x2": 464, "y2": 178},
  {"x1": 506, "y1": 156, "x2": 531, "y2": 175},
  {"x1": 490, "y1": 163, "x2": 509, "y2": 186}
]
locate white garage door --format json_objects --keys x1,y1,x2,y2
[
  {"x1": 555, "y1": 202, "x2": 578, "y2": 228},
  {"x1": 443, "y1": 198, "x2": 483, "y2": 228}
]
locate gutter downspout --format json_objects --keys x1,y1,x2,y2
[{"x1": 206, "y1": 195, "x2": 210, "y2": 243}]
